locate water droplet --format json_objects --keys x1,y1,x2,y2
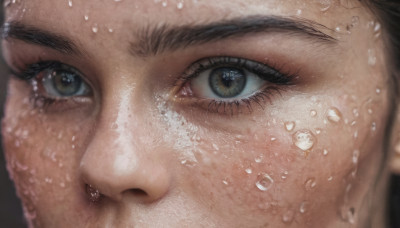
[
  {"x1": 114, "y1": 0, "x2": 122, "y2": 2},
  {"x1": 310, "y1": 110, "x2": 317, "y2": 117},
  {"x1": 351, "y1": 16, "x2": 359, "y2": 27},
  {"x1": 315, "y1": 128, "x2": 322, "y2": 135},
  {"x1": 293, "y1": 130, "x2": 316, "y2": 151},
  {"x1": 68, "y1": 0, "x2": 72, "y2": 7},
  {"x1": 368, "y1": 109, "x2": 373, "y2": 114},
  {"x1": 222, "y1": 180, "x2": 229, "y2": 185},
  {"x1": 162, "y1": 1, "x2": 167, "y2": 7},
  {"x1": 284, "y1": 121, "x2": 295, "y2": 132},
  {"x1": 323, "y1": 149, "x2": 329, "y2": 156},
  {"x1": 371, "y1": 122, "x2": 377, "y2": 131},
  {"x1": 255, "y1": 155, "x2": 263, "y2": 163},
  {"x1": 60, "y1": 182, "x2": 66, "y2": 188},
  {"x1": 281, "y1": 171, "x2": 289, "y2": 179},
  {"x1": 71, "y1": 135, "x2": 76, "y2": 142},
  {"x1": 212, "y1": 143, "x2": 219, "y2": 151},
  {"x1": 176, "y1": 1, "x2": 183, "y2": 9},
  {"x1": 282, "y1": 209, "x2": 295, "y2": 223},
  {"x1": 318, "y1": 0, "x2": 332, "y2": 12},
  {"x1": 255, "y1": 173, "x2": 274, "y2": 191},
  {"x1": 340, "y1": 206, "x2": 356, "y2": 224},
  {"x1": 84, "y1": 15, "x2": 89, "y2": 21},
  {"x1": 376, "y1": 88, "x2": 381, "y2": 94},
  {"x1": 299, "y1": 201, "x2": 309, "y2": 214},
  {"x1": 92, "y1": 24, "x2": 98, "y2": 33},
  {"x1": 305, "y1": 177, "x2": 317, "y2": 191},
  {"x1": 296, "y1": 9, "x2": 302, "y2": 15},
  {"x1": 352, "y1": 150, "x2": 360, "y2": 164},
  {"x1": 45, "y1": 177, "x2": 53, "y2": 183},
  {"x1": 368, "y1": 49, "x2": 376, "y2": 66},
  {"x1": 108, "y1": 27, "x2": 114, "y2": 33},
  {"x1": 328, "y1": 176, "x2": 333, "y2": 181},
  {"x1": 245, "y1": 168, "x2": 252, "y2": 174},
  {"x1": 326, "y1": 107, "x2": 342, "y2": 123},
  {"x1": 270, "y1": 137, "x2": 277, "y2": 142}
]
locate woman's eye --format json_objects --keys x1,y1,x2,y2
[
  {"x1": 192, "y1": 66, "x2": 265, "y2": 99},
  {"x1": 41, "y1": 67, "x2": 90, "y2": 98},
  {"x1": 178, "y1": 57, "x2": 293, "y2": 114}
]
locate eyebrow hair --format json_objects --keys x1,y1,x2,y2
[
  {"x1": 131, "y1": 15, "x2": 337, "y2": 57},
  {"x1": 1, "y1": 21, "x2": 79, "y2": 55}
]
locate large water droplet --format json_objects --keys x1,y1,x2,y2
[
  {"x1": 326, "y1": 107, "x2": 342, "y2": 123},
  {"x1": 255, "y1": 173, "x2": 274, "y2": 191},
  {"x1": 293, "y1": 130, "x2": 316, "y2": 151},
  {"x1": 284, "y1": 121, "x2": 295, "y2": 132},
  {"x1": 68, "y1": 0, "x2": 72, "y2": 7}
]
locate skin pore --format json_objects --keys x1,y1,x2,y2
[{"x1": 0, "y1": 0, "x2": 395, "y2": 227}]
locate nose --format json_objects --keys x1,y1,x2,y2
[{"x1": 79, "y1": 91, "x2": 170, "y2": 203}]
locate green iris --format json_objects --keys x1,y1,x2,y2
[
  {"x1": 209, "y1": 67, "x2": 247, "y2": 98},
  {"x1": 51, "y1": 70, "x2": 83, "y2": 96}
]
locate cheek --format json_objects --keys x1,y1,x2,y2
[
  {"x1": 1, "y1": 80, "x2": 94, "y2": 225},
  {"x1": 182, "y1": 91, "x2": 388, "y2": 224}
]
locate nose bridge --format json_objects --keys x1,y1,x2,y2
[{"x1": 79, "y1": 86, "x2": 170, "y2": 202}]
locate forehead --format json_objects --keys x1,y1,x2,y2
[{"x1": 4, "y1": 0, "x2": 367, "y2": 30}]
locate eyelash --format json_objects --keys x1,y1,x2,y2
[{"x1": 176, "y1": 56, "x2": 295, "y2": 115}]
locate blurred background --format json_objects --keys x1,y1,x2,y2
[{"x1": 0, "y1": 3, "x2": 25, "y2": 227}]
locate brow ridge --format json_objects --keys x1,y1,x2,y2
[
  {"x1": 2, "y1": 21, "x2": 79, "y2": 55},
  {"x1": 131, "y1": 15, "x2": 337, "y2": 57}
]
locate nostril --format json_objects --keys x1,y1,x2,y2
[{"x1": 129, "y1": 188, "x2": 147, "y2": 196}]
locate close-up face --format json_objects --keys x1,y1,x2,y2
[{"x1": 1, "y1": 0, "x2": 397, "y2": 227}]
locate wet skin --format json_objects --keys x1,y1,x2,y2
[{"x1": 0, "y1": 0, "x2": 395, "y2": 227}]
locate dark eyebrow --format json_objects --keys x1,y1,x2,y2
[
  {"x1": 1, "y1": 21, "x2": 80, "y2": 55},
  {"x1": 131, "y1": 15, "x2": 337, "y2": 57}
]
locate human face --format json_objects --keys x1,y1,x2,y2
[{"x1": 1, "y1": 0, "x2": 392, "y2": 227}]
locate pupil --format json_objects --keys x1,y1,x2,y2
[
  {"x1": 209, "y1": 67, "x2": 246, "y2": 98},
  {"x1": 52, "y1": 70, "x2": 82, "y2": 96}
]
